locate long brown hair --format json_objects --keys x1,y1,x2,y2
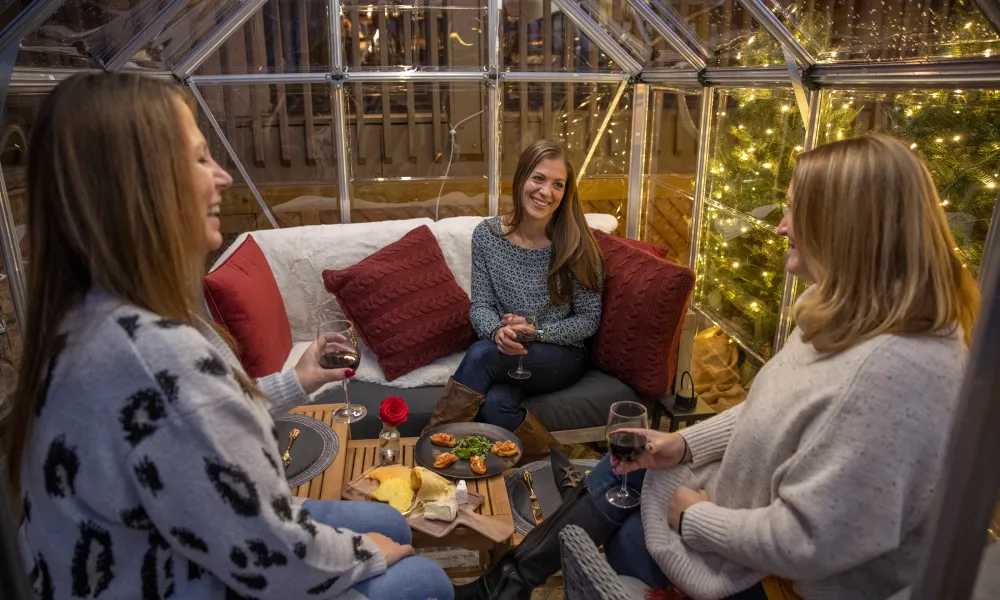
[
  {"x1": 791, "y1": 134, "x2": 979, "y2": 353},
  {"x1": 6, "y1": 72, "x2": 254, "y2": 490},
  {"x1": 504, "y1": 140, "x2": 604, "y2": 305}
]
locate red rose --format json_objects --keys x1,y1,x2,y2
[{"x1": 379, "y1": 396, "x2": 408, "y2": 427}]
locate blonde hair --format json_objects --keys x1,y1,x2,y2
[
  {"x1": 503, "y1": 140, "x2": 603, "y2": 304},
  {"x1": 791, "y1": 134, "x2": 979, "y2": 353},
  {"x1": 6, "y1": 72, "x2": 259, "y2": 491}
]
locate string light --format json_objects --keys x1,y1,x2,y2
[{"x1": 910, "y1": 143, "x2": 918, "y2": 149}]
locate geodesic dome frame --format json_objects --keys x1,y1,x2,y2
[{"x1": 1, "y1": 3, "x2": 1000, "y2": 596}]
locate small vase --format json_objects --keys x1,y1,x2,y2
[{"x1": 378, "y1": 421, "x2": 401, "y2": 465}]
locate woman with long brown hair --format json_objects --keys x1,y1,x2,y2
[
  {"x1": 8, "y1": 72, "x2": 452, "y2": 600},
  {"x1": 423, "y1": 140, "x2": 604, "y2": 458},
  {"x1": 456, "y1": 134, "x2": 979, "y2": 599}
]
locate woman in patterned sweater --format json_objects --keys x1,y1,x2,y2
[
  {"x1": 423, "y1": 140, "x2": 604, "y2": 459},
  {"x1": 7, "y1": 73, "x2": 452, "y2": 600}
]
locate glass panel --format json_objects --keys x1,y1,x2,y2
[
  {"x1": 345, "y1": 81, "x2": 488, "y2": 222},
  {"x1": 503, "y1": 0, "x2": 623, "y2": 72},
  {"x1": 694, "y1": 202, "x2": 786, "y2": 362},
  {"x1": 641, "y1": 89, "x2": 701, "y2": 263},
  {"x1": 694, "y1": 87, "x2": 806, "y2": 360},
  {"x1": 193, "y1": 0, "x2": 332, "y2": 76},
  {"x1": 773, "y1": 0, "x2": 1000, "y2": 63},
  {"x1": 649, "y1": 0, "x2": 786, "y2": 68},
  {"x1": 15, "y1": 0, "x2": 161, "y2": 69},
  {"x1": 130, "y1": 0, "x2": 247, "y2": 71},
  {"x1": 342, "y1": 3, "x2": 485, "y2": 71},
  {"x1": 576, "y1": 0, "x2": 654, "y2": 67},
  {"x1": 196, "y1": 83, "x2": 333, "y2": 259},
  {"x1": 0, "y1": 93, "x2": 40, "y2": 370},
  {"x1": 821, "y1": 88, "x2": 1000, "y2": 278},
  {"x1": 501, "y1": 81, "x2": 632, "y2": 235},
  {"x1": 0, "y1": 1, "x2": 25, "y2": 35}
]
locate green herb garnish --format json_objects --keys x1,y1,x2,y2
[{"x1": 453, "y1": 435, "x2": 492, "y2": 460}]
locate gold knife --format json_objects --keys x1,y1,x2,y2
[
  {"x1": 523, "y1": 471, "x2": 544, "y2": 525},
  {"x1": 282, "y1": 428, "x2": 300, "y2": 468}
]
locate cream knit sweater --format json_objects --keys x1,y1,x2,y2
[{"x1": 640, "y1": 327, "x2": 967, "y2": 600}]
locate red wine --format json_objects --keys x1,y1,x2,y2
[
  {"x1": 321, "y1": 350, "x2": 360, "y2": 370},
  {"x1": 515, "y1": 332, "x2": 537, "y2": 349},
  {"x1": 607, "y1": 431, "x2": 647, "y2": 463}
]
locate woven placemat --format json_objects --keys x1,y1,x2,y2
[
  {"x1": 274, "y1": 413, "x2": 340, "y2": 489},
  {"x1": 505, "y1": 459, "x2": 600, "y2": 535}
]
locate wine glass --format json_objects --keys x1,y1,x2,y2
[
  {"x1": 605, "y1": 401, "x2": 649, "y2": 509},
  {"x1": 317, "y1": 320, "x2": 366, "y2": 423},
  {"x1": 507, "y1": 314, "x2": 538, "y2": 380}
]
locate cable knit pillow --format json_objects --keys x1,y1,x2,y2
[
  {"x1": 322, "y1": 225, "x2": 477, "y2": 381},
  {"x1": 203, "y1": 235, "x2": 293, "y2": 378},
  {"x1": 590, "y1": 231, "x2": 695, "y2": 398}
]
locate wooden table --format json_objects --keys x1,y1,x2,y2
[{"x1": 288, "y1": 404, "x2": 515, "y2": 578}]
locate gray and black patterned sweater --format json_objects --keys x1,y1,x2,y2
[
  {"x1": 17, "y1": 288, "x2": 385, "y2": 600},
  {"x1": 470, "y1": 216, "x2": 602, "y2": 347}
]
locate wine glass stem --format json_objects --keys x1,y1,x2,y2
[
  {"x1": 517, "y1": 355, "x2": 525, "y2": 373},
  {"x1": 620, "y1": 471, "x2": 628, "y2": 495},
  {"x1": 343, "y1": 379, "x2": 351, "y2": 413}
]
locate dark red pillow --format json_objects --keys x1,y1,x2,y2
[
  {"x1": 590, "y1": 230, "x2": 695, "y2": 398},
  {"x1": 590, "y1": 228, "x2": 672, "y2": 260},
  {"x1": 322, "y1": 225, "x2": 477, "y2": 381},
  {"x1": 203, "y1": 235, "x2": 293, "y2": 378}
]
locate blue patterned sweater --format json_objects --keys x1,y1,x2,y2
[
  {"x1": 17, "y1": 288, "x2": 383, "y2": 600},
  {"x1": 470, "y1": 216, "x2": 602, "y2": 347}
]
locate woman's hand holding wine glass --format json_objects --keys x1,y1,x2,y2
[
  {"x1": 611, "y1": 429, "x2": 691, "y2": 475},
  {"x1": 294, "y1": 331, "x2": 357, "y2": 395},
  {"x1": 605, "y1": 401, "x2": 650, "y2": 509}
]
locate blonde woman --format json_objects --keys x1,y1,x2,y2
[
  {"x1": 8, "y1": 73, "x2": 452, "y2": 600},
  {"x1": 456, "y1": 134, "x2": 979, "y2": 600}
]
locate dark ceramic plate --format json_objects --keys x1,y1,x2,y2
[
  {"x1": 505, "y1": 459, "x2": 600, "y2": 535},
  {"x1": 274, "y1": 414, "x2": 340, "y2": 489},
  {"x1": 415, "y1": 423, "x2": 522, "y2": 480}
]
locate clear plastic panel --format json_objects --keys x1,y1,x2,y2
[
  {"x1": 129, "y1": 0, "x2": 247, "y2": 71},
  {"x1": 648, "y1": 0, "x2": 787, "y2": 68},
  {"x1": 820, "y1": 88, "x2": 1000, "y2": 277},
  {"x1": 501, "y1": 81, "x2": 632, "y2": 234},
  {"x1": 195, "y1": 83, "x2": 336, "y2": 247},
  {"x1": 705, "y1": 88, "x2": 807, "y2": 227},
  {"x1": 575, "y1": 0, "x2": 654, "y2": 66},
  {"x1": 773, "y1": 0, "x2": 1000, "y2": 63},
  {"x1": 642, "y1": 88, "x2": 702, "y2": 263},
  {"x1": 503, "y1": 0, "x2": 623, "y2": 72},
  {"x1": 345, "y1": 81, "x2": 488, "y2": 222},
  {"x1": 694, "y1": 202, "x2": 787, "y2": 362},
  {"x1": 342, "y1": 3, "x2": 485, "y2": 71},
  {"x1": 15, "y1": 0, "x2": 161, "y2": 69},
  {"x1": 0, "y1": 95, "x2": 38, "y2": 369},
  {"x1": 193, "y1": 0, "x2": 332, "y2": 76}
]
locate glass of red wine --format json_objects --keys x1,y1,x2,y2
[
  {"x1": 507, "y1": 315, "x2": 538, "y2": 380},
  {"x1": 606, "y1": 401, "x2": 649, "y2": 509},
  {"x1": 318, "y1": 320, "x2": 366, "y2": 423}
]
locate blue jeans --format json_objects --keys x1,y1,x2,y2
[
  {"x1": 453, "y1": 339, "x2": 588, "y2": 431},
  {"x1": 303, "y1": 499, "x2": 454, "y2": 600},
  {"x1": 586, "y1": 456, "x2": 767, "y2": 599}
]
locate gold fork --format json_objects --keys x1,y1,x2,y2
[{"x1": 282, "y1": 428, "x2": 300, "y2": 468}]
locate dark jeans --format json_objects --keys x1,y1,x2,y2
[
  {"x1": 452, "y1": 339, "x2": 588, "y2": 431},
  {"x1": 586, "y1": 455, "x2": 768, "y2": 599}
]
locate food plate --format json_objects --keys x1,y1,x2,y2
[{"x1": 415, "y1": 423, "x2": 522, "y2": 479}]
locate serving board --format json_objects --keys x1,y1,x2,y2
[{"x1": 342, "y1": 466, "x2": 513, "y2": 543}]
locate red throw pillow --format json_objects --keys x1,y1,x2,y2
[
  {"x1": 203, "y1": 235, "x2": 293, "y2": 378},
  {"x1": 322, "y1": 225, "x2": 477, "y2": 381},
  {"x1": 590, "y1": 230, "x2": 695, "y2": 398},
  {"x1": 590, "y1": 228, "x2": 672, "y2": 260}
]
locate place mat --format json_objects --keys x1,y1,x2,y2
[
  {"x1": 505, "y1": 459, "x2": 600, "y2": 535},
  {"x1": 274, "y1": 414, "x2": 340, "y2": 489}
]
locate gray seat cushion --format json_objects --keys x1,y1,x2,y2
[{"x1": 313, "y1": 369, "x2": 644, "y2": 439}]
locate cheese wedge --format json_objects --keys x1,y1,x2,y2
[
  {"x1": 371, "y1": 478, "x2": 415, "y2": 513},
  {"x1": 455, "y1": 480, "x2": 469, "y2": 505},
  {"x1": 414, "y1": 467, "x2": 454, "y2": 502},
  {"x1": 368, "y1": 465, "x2": 413, "y2": 486},
  {"x1": 424, "y1": 496, "x2": 459, "y2": 522}
]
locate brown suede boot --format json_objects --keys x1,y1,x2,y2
[
  {"x1": 513, "y1": 411, "x2": 565, "y2": 465},
  {"x1": 421, "y1": 378, "x2": 485, "y2": 435}
]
